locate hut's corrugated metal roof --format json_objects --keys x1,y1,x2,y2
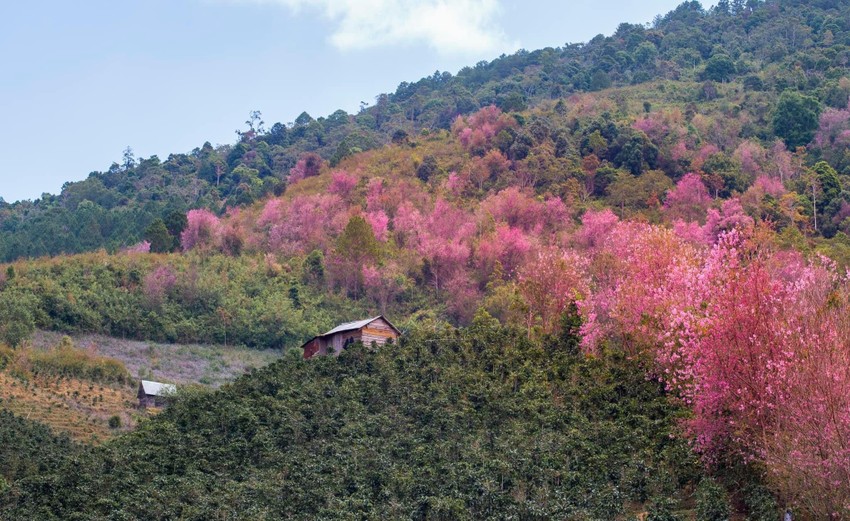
[
  {"x1": 321, "y1": 316, "x2": 384, "y2": 336},
  {"x1": 140, "y1": 380, "x2": 176, "y2": 397}
]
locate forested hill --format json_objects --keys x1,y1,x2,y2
[
  {"x1": 3, "y1": 1, "x2": 850, "y2": 518},
  {"x1": 2, "y1": 0, "x2": 850, "y2": 261}
]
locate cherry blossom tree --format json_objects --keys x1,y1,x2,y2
[
  {"x1": 288, "y1": 152, "x2": 324, "y2": 185},
  {"x1": 452, "y1": 105, "x2": 516, "y2": 155},
  {"x1": 664, "y1": 173, "x2": 712, "y2": 223},
  {"x1": 741, "y1": 175, "x2": 787, "y2": 218},
  {"x1": 181, "y1": 209, "x2": 222, "y2": 251},
  {"x1": 702, "y1": 198, "x2": 754, "y2": 243},
  {"x1": 415, "y1": 199, "x2": 475, "y2": 289},
  {"x1": 479, "y1": 187, "x2": 546, "y2": 233},
  {"x1": 476, "y1": 225, "x2": 533, "y2": 279},
  {"x1": 768, "y1": 140, "x2": 801, "y2": 183},
  {"x1": 575, "y1": 209, "x2": 619, "y2": 249},
  {"x1": 658, "y1": 234, "x2": 850, "y2": 516},
  {"x1": 733, "y1": 140, "x2": 767, "y2": 179},
  {"x1": 365, "y1": 210, "x2": 389, "y2": 242},
  {"x1": 671, "y1": 219, "x2": 708, "y2": 245},
  {"x1": 442, "y1": 171, "x2": 466, "y2": 197},
  {"x1": 517, "y1": 248, "x2": 588, "y2": 335},
  {"x1": 574, "y1": 223, "x2": 850, "y2": 515},
  {"x1": 142, "y1": 265, "x2": 177, "y2": 309},
  {"x1": 365, "y1": 177, "x2": 384, "y2": 212},
  {"x1": 260, "y1": 195, "x2": 346, "y2": 255},
  {"x1": 392, "y1": 201, "x2": 424, "y2": 248},
  {"x1": 813, "y1": 101, "x2": 850, "y2": 169},
  {"x1": 328, "y1": 170, "x2": 358, "y2": 199}
]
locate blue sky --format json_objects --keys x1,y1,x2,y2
[{"x1": 0, "y1": 0, "x2": 714, "y2": 202}]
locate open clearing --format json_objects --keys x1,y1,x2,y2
[
  {"x1": 31, "y1": 331, "x2": 282, "y2": 387},
  {"x1": 0, "y1": 332, "x2": 282, "y2": 442}
]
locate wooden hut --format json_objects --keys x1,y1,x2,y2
[
  {"x1": 302, "y1": 316, "x2": 400, "y2": 359},
  {"x1": 138, "y1": 380, "x2": 176, "y2": 408}
]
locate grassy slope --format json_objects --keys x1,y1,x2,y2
[{"x1": 31, "y1": 331, "x2": 281, "y2": 387}]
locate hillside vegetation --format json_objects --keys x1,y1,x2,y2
[
  {"x1": 2, "y1": 317, "x2": 745, "y2": 520},
  {"x1": 2, "y1": 0, "x2": 850, "y2": 518},
  {"x1": 0, "y1": 337, "x2": 141, "y2": 442},
  {"x1": 1, "y1": 0, "x2": 849, "y2": 261},
  {"x1": 0, "y1": 410, "x2": 83, "y2": 493},
  {"x1": 0, "y1": 330, "x2": 278, "y2": 443}
]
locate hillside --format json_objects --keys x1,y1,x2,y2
[
  {"x1": 0, "y1": 370, "x2": 136, "y2": 443},
  {"x1": 1, "y1": 0, "x2": 850, "y2": 518},
  {"x1": 2, "y1": 317, "x2": 752, "y2": 520},
  {"x1": 1, "y1": 0, "x2": 849, "y2": 262}
]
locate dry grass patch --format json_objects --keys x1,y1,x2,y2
[
  {"x1": 32, "y1": 331, "x2": 280, "y2": 386},
  {"x1": 0, "y1": 371, "x2": 139, "y2": 443}
]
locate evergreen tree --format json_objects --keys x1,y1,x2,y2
[
  {"x1": 144, "y1": 219, "x2": 171, "y2": 254},
  {"x1": 773, "y1": 91, "x2": 822, "y2": 149}
]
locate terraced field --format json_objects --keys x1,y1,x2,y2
[
  {"x1": 0, "y1": 371, "x2": 138, "y2": 443},
  {"x1": 0, "y1": 333, "x2": 281, "y2": 442}
]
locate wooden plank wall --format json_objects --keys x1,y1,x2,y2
[
  {"x1": 305, "y1": 318, "x2": 399, "y2": 358},
  {"x1": 361, "y1": 317, "x2": 398, "y2": 346}
]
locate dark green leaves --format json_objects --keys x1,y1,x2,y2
[
  {"x1": 3, "y1": 319, "x2": 706, "y2": 519},
  {"x1": 773, "y1": 91, "x2": 822, "y2": 149}
]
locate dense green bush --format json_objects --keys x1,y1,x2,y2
[
  {"x1": 696, "y1": 478, "x2": 731, "y2": 521},
  {"x1": 743, "y1": 484, "x2": 780, "y2": 521},
  {"x1": 1, "y1": 313, "x2": 708, "y2": 519},
  {"x1": 0, "y1": 291, "x2": 36, "y2": 347},
  {"x1": 647, "y1": 497, "x2": 683, "y2": 521},
  {"x1": 0, "y1": 410, "x2": 81, "y2": 484}
]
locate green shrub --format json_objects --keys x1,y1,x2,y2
[
  {"x1": 647, "y1": 496, "x2": 683, "y2": 521},
  {"x1": 742, "y1": 483, "x2": 779, "y2": 521},
  {"x1": 0, "y1": 292, "x2": 36, "y2": 347},
  {"x1": 21, "y1": 337, "x2": 131, "y2": 385},
  {"x1": 0, "y1": 410, "x2": 80, "y2": 485},
  {"x1": 0, "y1": 344, "x2": 13, "y2": 369},
  {"x1": 696, "y1": 478, "x2": 731, "y2": 521}
]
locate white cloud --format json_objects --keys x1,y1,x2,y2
[{"x1": 243, "y1": 0, "x2": 510, "y2": 55}]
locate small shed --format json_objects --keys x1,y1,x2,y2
[
  {"x1": 302, "y1": 315, "x2": 401, "y2": 359},
  {"x1": 138, "y1": 380, "x2": 176, "y2": 408}
]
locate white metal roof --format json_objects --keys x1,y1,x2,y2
[
  {"x1": 140, "y1": 380, "x2": 176, "y2": 397},
  {"x1": 321, "y1": 316, "x2": 383, "y2": 336}
]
